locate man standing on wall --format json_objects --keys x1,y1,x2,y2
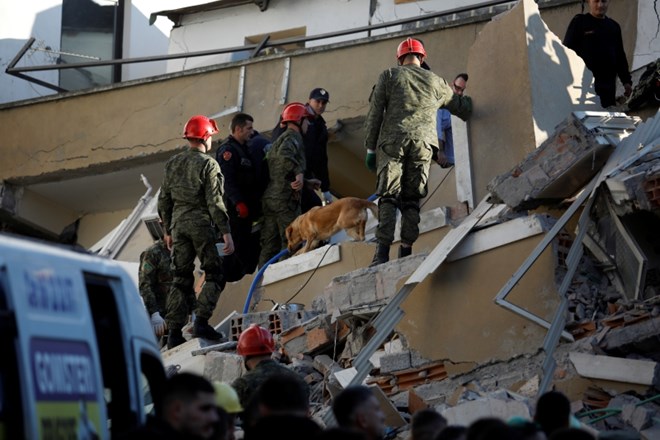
[
  {"x1": 563, "y1": 0, "x2": 632, "y2": 108},
  {"x1": 364, "y1": 37, "x2": 472, "y2": 266}
]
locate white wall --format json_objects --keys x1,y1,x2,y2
[
  {"x1": 370, "y1": 0, "x2": 487, "y2": 35},
  {"x1": 0, "y1": 0, "x2": 62, "y2": 104},
  {"x1": 122, "y1": 0, "x2": 201, "y2": 81},
  {"x1": 0, "y1": 0, "x2": 198, "y2": 105},
  {"x1": 164, "y1": 0, "x2": 492, "y2": 72},
  {"x1": 165, "y1": 0, "x2": 368, "y2": 72},
  {"x1": 633, "y1": 0, "x2": 660, "y2": 70}
]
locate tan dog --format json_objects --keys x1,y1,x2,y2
[{"x1": 286, "y1": 197, "x2": 378, "y2": 256}]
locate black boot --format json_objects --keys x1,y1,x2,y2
[
  {"x1": 167, "y1": 329, "x2": 186, "y2": 349},
  {"x1": 193, "y1": 318, "x2": 224, "y2": 341},
  {"x1": 398, "y1": 245, "x2": 412, "y2": 258},
  {"x1": 369, "y1": 243, "x2": 390, "y2": 267}
]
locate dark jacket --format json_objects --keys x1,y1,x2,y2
[{"x1": 216, "y1": 135, "x2": 262, "y2": 219}]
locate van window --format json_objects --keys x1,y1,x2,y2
[
  {"x1": 84, "y1": 274, "x2": 135, "y2": 436},
  {"x1": 140, "y1": 353, "x2": 165, "y2": 419},
  {"x1": 0, "y1": 269, "x2": 24, "y2": 439}
]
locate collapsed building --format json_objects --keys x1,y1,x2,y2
[
  {"x1": 1, "y1": 0, "x2": 659, "y2": 437},
  {"x1": 156, "y1": 1, "x2": 659, "y2": 437}
]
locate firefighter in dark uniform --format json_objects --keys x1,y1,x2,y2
[{"x1": 215, "y1": 113, "x2": 262, "y2": 281}]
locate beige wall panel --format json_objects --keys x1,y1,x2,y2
[
  {"x1": 2, "y1": 69, "x2": 240, "y2": 181},
  {"x1": 467, "y1": 2, "x2": 537, "y2": 203},
  {"x1": 17, "y1": 188, "x2": 78, "y2": 235},
  {"x1": 241, "y1": 58, "x2": 289, "y2": 131},
  {"x1": 399, "y1": 234, "x2": 559, "y2": 363},
  {"x1": 78, "y1": 209, "x2": 132, "y2": 249}
]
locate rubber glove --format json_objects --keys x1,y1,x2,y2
[
  {"x1": 236, "y1": 202, "x2": 249, "y2": 219},
  {"x1": 365, "y1": 149, "x2": 377, "y2": 173},
  {"x1": 150, "y1": 312, "x2": 167, "y2": 337},
  {"x1": 323, "y1": 191, "x2": 333, "y2": 204}
]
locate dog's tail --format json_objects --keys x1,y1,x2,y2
[{"x1": 362, "y1": 199, "x2": 378, "y2": 218}]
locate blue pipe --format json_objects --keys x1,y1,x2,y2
[
  {"x1": 242, "y1": 248, "x2": 289, "y2": 314},
  {"x1": 367, "y1": 193, "x2": 378, "y2": 202}
]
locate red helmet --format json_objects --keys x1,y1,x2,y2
[
  {"x1": 396, "y1": 37, "x2": 426, "y2": 61},
  {"x1": 236, "y1": 324, "x2": 275, "y2": 357},
  {"x1": 281, "y1": 102, "x2": 314, "y2": 124},
  {"x1": 183, "y1": 115, "x2": 219, "y2": 140}
]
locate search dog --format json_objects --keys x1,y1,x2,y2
[{"x1": 286, "y1": 196, "x2": 378, "y2": 256}]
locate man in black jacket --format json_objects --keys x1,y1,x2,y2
[
  {"x1": 563, "y1": 0, "x2": 632, "y2": 108},
  {"x1": 216, "y1": 113, "x2": 261, "y2": 281}
]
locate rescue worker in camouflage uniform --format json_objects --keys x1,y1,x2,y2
[
  {"x1": 138, "y1": 220, "x2": 196, "y2": 344},
  {"x1": 216, "y1": 113, "x2": 262, "y2": 282},
  {"x1": 364, "y1": 37, "x2": 473, "y2": 266},
  {"x1": 231, "y1": 324, "x2": 310, "y2": 429},
  {"x1": 139, "y1": 229, "x2": 172, "y2": 340},
  {"x1": 158, "y1": 114, "x2": 235, "y2": 349},
  {"x1": 257, "y1": 102, "x2": 315, "y2": 268}
]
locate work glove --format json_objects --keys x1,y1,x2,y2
[
  {"x1": 150, "y1": 311, "x2": 167, "y2": 337},
  {"x1": 322, "y1": 191, "x2": 333, "y2": 205},
  {"x1": 365, "y1": 150, "x2": 377, "y2": 173},
  {"x1": 236, "y1": 202, "x2": 249, "y2": 219}
]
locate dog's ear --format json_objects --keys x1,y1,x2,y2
[{"x1": 285, "y1": 225, "x2": 292, "y2": 242}]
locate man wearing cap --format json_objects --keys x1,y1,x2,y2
[
  {"x1": 304, "y1": 87, "x2": 333, "y2": 210},
  {"x1": 272, "y1": 87, "x2": 333, "y2": 213},
  {"x1": 364, "y1": 37, "x2": 472, "y2": 266}
]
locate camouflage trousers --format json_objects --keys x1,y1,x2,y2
[
  {"x1": 375, "y1": 139, "x2": 433, "y2": 246},
  {"x1": 258, "y1": 197, "x2": 300, "y2": 268},
  {"x1": 166, "y1": 219, "x2": 224, "y2": 328}
]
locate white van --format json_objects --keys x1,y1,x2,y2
[{"x1": 0, "y1": 233, "x2": 167, "y2": 439}]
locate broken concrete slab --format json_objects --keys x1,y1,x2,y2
[
  {"x1": 598, "y1": 315, "x2": 660, "y2": 361},
  {"x1": 605, "y1": 151, "x2": 660, "y2": 213},
  {"x1": 380, "y1": 350, "x2": 412, "y2": 374},
  {"x1": 487, "y1": 112, "x2": 638, "y2": 210},
  {"x1": 442, "y1": 397, "x2": 531, "y2": 427},
  {"x1": 161, "y1": 338, "x2": 211, "y2": 375},
  {"x1": 318, "y1": 254, "x2": 426, "y2": 313},
  {"x1": 203, "y1": 351, "x2": 245, "y2": 383},
  {"x1": 569, "y1": 352, "x2": 659, "y2": 386}
]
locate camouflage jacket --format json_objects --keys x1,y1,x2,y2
[
  {"x1": 262, "y1": 129, "x2": 306, "y2": 201},
  {"x1": 364, "y1": 64, "x2": 473, "y2": 150},
  {"x1": 158, "y1": 147, "x2": 230, "y2": 235},
  {"x1": 138, "y1": 239, "x2": 172, "y2": 316}
]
